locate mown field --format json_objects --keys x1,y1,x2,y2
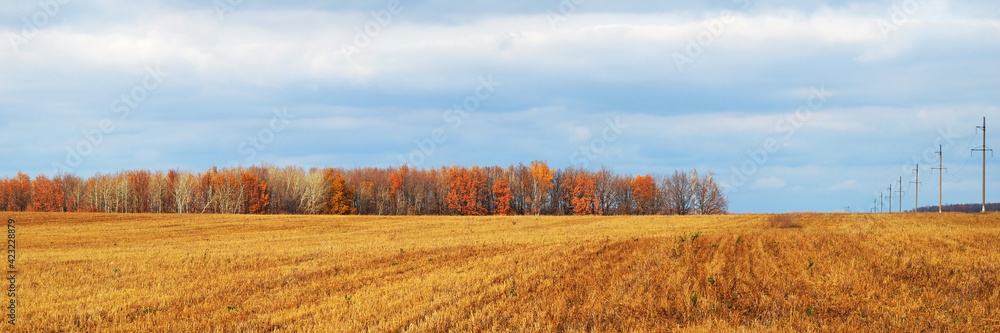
[{"x1": 9, "y1": 212, "x2": 1000, "y2": 332}]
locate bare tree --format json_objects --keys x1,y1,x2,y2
[
  {"x1": 174, "y1": 171, "x2": 194, "y2": 213},
  {"x1": 663, "y1": 170, "x2": 694, "y2": 215},
  {"x1": 692, "y1": 171, "x2": 728, "y2": 215}
]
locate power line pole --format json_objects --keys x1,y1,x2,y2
[
  {"x1": 888, "y1": 184, "x2": 893, "y2": 213},
  {"x1": 880, "y1": 192, "x2": 885, "y2": 213},
  {"x1": 897, "y1": 177, "x2": 904, "y2": 213},
  {"x1": 911, "y1": 165, "x2": 922, "y2": 213},
  {"x1": 889, "y1": 183, "x2": 892, "y2": 213},
  {"x1": 973, "y1": 117, "x2": 992, "y2": 213},
  {"x1": 873, "y1": 197, "x2": 878, "y2": 213},
  {"x1": 932, "y1": 145, "x2": 946, "y2": 213}
]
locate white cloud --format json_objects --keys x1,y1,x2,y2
[
  {"x1": 829, "y1": 180, "x2": 860, "y2": 190},
  {"x1": 2, "y1": 1, "x2": 999, "y2": 214},
  {"x1": 751, "y1": 176, "x2": 787, "y2": 189}
]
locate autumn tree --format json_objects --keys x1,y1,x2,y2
[
  {"x1": 609, "y1": 174, "x2": 633, "y2": 215},
  {"x1": 265, "y1": 165, "x2": 305, "y2": 214},
  {"x1": 509, "y1": 164, "x2": 531, "y2": 215},
  {"x1": 389, "y1": 165, "x2": 416, "y2": 215},
  {"x1": 29, "y1": 175, "x2": 65, "y2": 212},
  {"x1": 147, "y1": 172, "x2": 168, "y2": 213},
  {"x1": 54, "y1": 174, "x2": 83, "y2": 212},
  {"x1": 446, "y1": 167, "x2": 487, "y2": 216},
  {"x1": 7, "y1": 172, "x2": 31, "y2": 211},
  {"x1": 492, "y1": 177, "x2": 513, "y2": 215},
  {"x1": 528, "y1": 161, "x2": 554, "y2": 215},
  {"x1": 632, "y1": 174, "x2": 658, "y2": 215},
  {"x1": 571, "y1": 172, "x2": 598, "y2": 215},
  {"x1": 127, "y1": 170, "x2": 151, "y2": 213},
  {"x1": 592, "y1": 168, "x2": 615, "y2": 215},
  {"x1": 324, "y1": 168, "x2": 355, "y2": 215},
  {"x1": 0, "y1": 178, "x2": 8, "y2": 211},
  {"x1": 559, "y1": 168, "x2": 598, "y2": 215},
  {"x1": 241, "y1": 169, "x2": 270, "y2": 214}
]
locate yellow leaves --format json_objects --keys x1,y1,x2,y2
[{"x1": 529, "y1": 160, "x2": 554, "y2": 190}]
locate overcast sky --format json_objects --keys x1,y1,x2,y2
[{"x1": 1, "y1": 0, "x2": 998, "y2": 213}]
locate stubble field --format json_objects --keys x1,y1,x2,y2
[{"x1": 8, "y1": 212, "x2": 1000, "y2": 332}]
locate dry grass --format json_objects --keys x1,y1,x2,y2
[
  {"x1": 767, "y1": 214, "x2": 803, "y2": 229},
  {"x1": 9, "y1": 212, "x2": 1000, "y2": 332}
]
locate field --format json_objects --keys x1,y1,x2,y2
[{"x1": 10, "y1": 212, "x2": 1000, "y2": 332}]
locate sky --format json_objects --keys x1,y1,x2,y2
[{"x1": 1, "y1": 0, "x2": 998, "y2": 213}]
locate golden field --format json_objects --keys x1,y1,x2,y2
[{"x1": 8, "y1": 212, "x2": 1000, "y2": 332}]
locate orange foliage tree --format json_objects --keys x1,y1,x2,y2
[
  {"x1": 325, "y1": 168, "x2": 355, "y2": 215},
  {"x1": 447, "y1": 167, "x2": 487, "y2": 216},
  {"x1": 7, "y1": 172, "x2": 32, "y2": 211},
  {"x1": 528, "y1": 161, "x2": 554, "y2": 215},
  {"x1": 0, "y1": 178, "x2": 8, "y2": 211},
  {"x1": 29, "y1": 175, "x2": 65, "y2": 212},
  {"x1": 241, "y1": 170, "x2": 269, "y2": 214},
  {"x1": 388, "y1": 165, "x2": 411, "y2": 215},
  {"x1": 571, "y1": 173, "x2": 598, "y2": 215},
  {"x1": 492, "y1": 177, "x2": 513, "y2": 215},
  {"x1": 632, "y1": 175, "x2": 658, "y2": 215},
  {"x1": 560, "y1": 169, "x2": 599, "y2": 215}
]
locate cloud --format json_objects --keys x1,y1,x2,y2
[
  {"x1": 1, "y1": 1, "x2": 999, "y2": 214},
  {"x1": 829, "y1": 180, "x2": 860, "y2": 190},
  {"x1": 751, "y1": 177, "x2": 787, "y2": 189}
]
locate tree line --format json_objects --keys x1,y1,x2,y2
[
  {"x1": 913, "y1": 203, "x2": 1000, "y2": 213},
  {"x1": 0, "y1": 162, "x2": 727, "y2": 216}
]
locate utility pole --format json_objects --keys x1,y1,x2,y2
[
  {"x1": 973, "y1": 117, "x2": 993, "y2": 213},
  {"x1": 873, "y1": 197, "x2": 878, "y2": 213},
  {"x1": 897, "y1": 177, "x2": 904, "y2": 213},
  {"x1": 911, "y1": 165, "x2": 922, "y2": 213},
  {"x1": 932, "y1": 145, "x2": 946, "y2": 213},
  {"x1": 880, "y1": 192, "x2": 885, "y2": 213},
  {"x1": 888, "y1": 184, "x2": 893, "y2": 213}
]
